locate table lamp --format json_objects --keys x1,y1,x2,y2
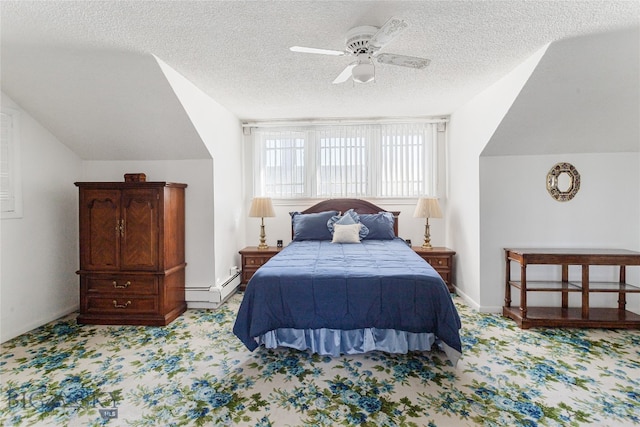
[
  {"x1": 413, "y1": 197, "x2": 442, "y2": 249},
  {"x1": 249, "y1": 197, "x2": 275, "y2": 250}
]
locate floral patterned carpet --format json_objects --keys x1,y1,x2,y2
[{"x1": 1, "y1": 293, "x2": 639, "y2": 427}]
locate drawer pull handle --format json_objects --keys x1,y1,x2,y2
[
  {"x1": 112, "y1": 281, "x2": 131, "y2": 289},
  {"x1": 438, "y1": 260, "x2": 443, "y2": 265},
  {"x1": 113, "y1": 300, "x2": 131, "y2": 309}
]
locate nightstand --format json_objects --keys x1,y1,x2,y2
[
  {"x1": 238, "y1": 246, "x2": 283, "y2": 290},
  {"x1": 412, "y1": 246, "x2": 456, "y2": 293}
]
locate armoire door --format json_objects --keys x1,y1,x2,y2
[
  {"x1": 79, "y1": 189, "x2": 121, "y2": 270},
  {"x1": 120, "y1": 188, "x2": 159, "y2": 270}
]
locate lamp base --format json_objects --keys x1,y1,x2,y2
[
  {"x1": 257, "y1": 220, "x2": 268, "y2": 250},
  {"x1": 422, "y1": 219, "x2": 433, "y2": 249}
]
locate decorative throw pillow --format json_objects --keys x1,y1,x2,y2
[
  {"x1": 290, "y1": 210, "x2": 339, "y2": 241},
  {"x1": 331, "y1": 223, "x2": 362, "y2": 243},
  {"x1": 327, "y1": 211, "x2": 355, "y2": 232},
  {"x1": 327, "y1": 209, "x2": 369, "y2": 239},
  {"x1": 359, "y1": 212, "x2": 395, "y2": 240}
]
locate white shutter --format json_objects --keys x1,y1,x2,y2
[
  {"x1": 1, "y1": 112, "x2": 15, "y2": 213},
  {"x1": 1, "y1": 108, "x2": 22, "y2": 218}
]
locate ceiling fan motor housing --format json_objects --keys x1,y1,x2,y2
[{"x1": 345, "y1": 25, "x2": 378, "y2": 55}]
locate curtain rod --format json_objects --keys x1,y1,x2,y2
[{"x1": 242, "y1": 116, "x2": 449, "y2": 128}]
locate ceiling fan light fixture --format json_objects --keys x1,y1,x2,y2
[
  {"x1": 352, "y1": 55, "x2": 375, "y2": 83},
  {"x1": 290, "y1": 17, "x2": 429, "y2": 84}
]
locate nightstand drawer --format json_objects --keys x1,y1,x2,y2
[
  {"x1": 245, "y1": 256, "x2": 272, "y2": 266},
  {"x1": 423, "y1": 256, "x2": 450, "y2": 267}
]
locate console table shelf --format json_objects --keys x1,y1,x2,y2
[{"x1": 503, "y1": 248, "x2": 640, "y2": 329}]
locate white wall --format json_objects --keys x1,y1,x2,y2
[
  {"x1": 480, "y1": 153, "x2": 640, "y2": 312},
  {"x1": 447, "y1": 46, "x2": 549, "y2": 306},
  {"x1": 80, "y1": 58, "x2": 245, "y2": 305},
  {"x1": 475, "y1": 29, "x2": 640, "y2": 313},
  {"x1": 156, "y1": 57, "x2": 245, "y2": 288},
  {"x1": 1, "y1": 92, "x2": 82, "y2": 342},
  {"x1": 1, "y1": 55, "x2": 245, "y2": 341}
]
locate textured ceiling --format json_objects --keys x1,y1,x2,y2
[{"x1": 2, "y1": 0, "x2": 639, "y2": 123}]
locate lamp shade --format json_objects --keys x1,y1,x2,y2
[
  {"x1": 413, "y1": 197, "x2": 442, "y2": 219},
  {"x1": 249, "y1": 197, "x2": 275, "y2": 218}
]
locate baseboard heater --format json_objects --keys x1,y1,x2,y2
[{"x1": 186, "y1": 271, "x2": 241, "y2": 309}]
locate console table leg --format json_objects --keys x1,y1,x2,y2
[
  {"x1": 520, "y1": 263, "x2": 527, "y2": 319},
  {"x1": 582, "y1": 265, "x2": 589, "y2": 318},
  {"x1": 619, "y1": 265, "x2": 627, "y2": 310},
  {"x1": 504, "y1": 254, "x2": 512, "y2": 307},
  {"x1": 561, "y1": 264, "x2": 569, "y2": 309}
]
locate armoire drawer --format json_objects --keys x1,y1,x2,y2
[
  {"x1": 84, "y1": 296, "x2": 159, "y2": 314},
  {"x1": 84, "y1": 276, "x2": 158, "y2": 295}
]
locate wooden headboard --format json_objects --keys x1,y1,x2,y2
[{"x1": 296, "y1": 198, "x2": 401, "y2": 237}]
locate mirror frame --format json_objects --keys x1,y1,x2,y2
[{"x1": 546, "y1": 162, "x2": 580, "y2": 202}]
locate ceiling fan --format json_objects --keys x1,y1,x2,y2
[{"x1": 290, "y1": 17, "x2": 430, "y2": 84}]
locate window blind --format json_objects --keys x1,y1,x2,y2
[{"x1": 252, "y1": 122, "x2": 439, "y2": 199}]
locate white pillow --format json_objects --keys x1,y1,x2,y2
[{"x1": 332, "y1": 223, "x2": 362, "y2": 243}]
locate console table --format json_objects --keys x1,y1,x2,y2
[{"x1": 503, "y1": 248, "x2": 640, "y2": 329}]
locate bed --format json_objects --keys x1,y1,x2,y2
[{"x1": 233, "y1": 199, "x2": 462, "y2": 364}]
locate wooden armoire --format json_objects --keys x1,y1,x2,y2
[{"x1": 75, "y1": 177, "x2": 187, "y2": 326}]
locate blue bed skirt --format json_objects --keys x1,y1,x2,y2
[{"x1": 256, "y1": 327, "x2": 461, "y2": 365}]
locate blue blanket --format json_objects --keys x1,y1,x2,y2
[{"x1": 233, "y1": 238, "x2": 462, "y2": 354}]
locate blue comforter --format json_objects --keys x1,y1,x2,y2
[{"x1": 233, "y1": 238, "x2": 462, "y2": 354}]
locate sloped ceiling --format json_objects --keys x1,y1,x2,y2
[
  {"x1": 482, "y1": 27, "x2": 640, "y2": 156},
  {"x1": 1, "y1": 1, "x2": 639, "y2": 160},
  {"x1": 0, "y1": 47, "x2": 210, "y2": 160}
]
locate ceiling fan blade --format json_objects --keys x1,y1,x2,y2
[
  {"x1": 332, "y1": 63, "x2": 357, "y2": 84},
  {"x1": 375, "y1": 53, "x2": 430, "y2": 69},
  {"x1": 368, "y1": 17, "x2": 409, "y2": 50},
  {"x1": 290, "y1": 46, "x2": 346, "y2": 56}
]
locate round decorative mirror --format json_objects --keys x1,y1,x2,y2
[{"x1": 546, "y1": 162, "x2": 580, "y2": 202}]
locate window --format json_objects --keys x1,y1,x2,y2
[
  {"x1": 316, "y1": 126, "x2": 369, "y2": 197},
  {"x1": 255, "y1": 130, "x2": 306, "y2": 198},
  {"x1": 1, "y1": 107, "x2": 22, "y2": 218},
  {"x1": 252, "y1": 122, "x2": 440, "y2": 199}
]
